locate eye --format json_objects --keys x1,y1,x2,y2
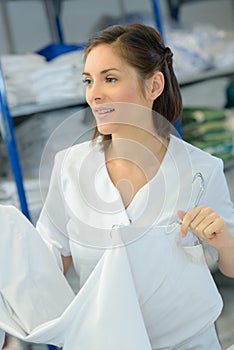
[
  {"x1": 106, "y1": 77, "x2": 117, "y2": 83},
  {"x1": 82, "y1": 78, "x2": 92, "y2": 86}
]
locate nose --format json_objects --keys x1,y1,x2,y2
[{"x1": 86, "y1": 80, "x2": 105, "y2": 105}]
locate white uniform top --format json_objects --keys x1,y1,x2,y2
[
  {"x1": 37, "y1": 134, "x2": 234, "y2": 273},
  {"x1": 0, "y1": 135, "x2": 233, "y2": 349},
  {"x1": 34, "y1": 134, "x2": 234, "y2": 348}
]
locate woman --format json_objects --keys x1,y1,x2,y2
[
  {"x1": 34, "y1": 24, "x2": 234, "y2": 349},
  {"x1": 1, "y1": 24, "x2": 233, "y2": 349}
]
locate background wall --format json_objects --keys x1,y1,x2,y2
[{"x1": 0, "y1": 0, "x2": 233, "y2": 54}]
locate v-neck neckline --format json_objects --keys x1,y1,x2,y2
[{"x1": 100, "y1": 136, "x2": 172, "y2": 211}]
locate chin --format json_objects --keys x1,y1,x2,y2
[{"x1": 97, "y1": 123, "x2": 118, "y2": 136}]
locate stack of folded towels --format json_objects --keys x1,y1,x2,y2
[
  {"x1": 1, "y1": 53, "x2": 46, "y2": 107},
  {"x1": 30, "y1": 50, "x2": 85, "y2": 104},
  {"x1": 1, "y1": 50, "x2": 85, "y2": 107}
]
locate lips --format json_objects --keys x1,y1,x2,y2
[{"x1": 93, "y1": 106, "x2": 115, "y2": 119}]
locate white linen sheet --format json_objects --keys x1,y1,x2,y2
[{"x1": 0, "y1": 205, "x2": 151, "y2": 349}]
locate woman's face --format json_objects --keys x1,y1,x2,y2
[{"x1": 83, "y1": 44, "x2": 156, "y2": 137}]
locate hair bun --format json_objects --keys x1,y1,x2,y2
[{"x1": 164, "y1": 47, "x2": 173, "y2": 65}]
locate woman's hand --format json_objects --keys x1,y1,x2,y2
[
  {"x1": 178, "y1": 206, "x2": 234, "y2": 277},
  {"x1": 178, "y1": 206, "x2": 230, "y2": 250}
]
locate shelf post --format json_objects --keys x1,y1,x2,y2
[
  {"x1": 0, "y1": 61, "x2": 31, "y2": 220},
  {"x1": 150, "y1": 0, "x2": 165, "y2": 41},
  {"x1": 44, "y1": 0, "x2": 64, "y2": 44}
]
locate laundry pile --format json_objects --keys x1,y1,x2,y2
[
  {"x1": 93, "y1": 12, "x2": 234, "y2": 80},
  {"x1": 1, "y1": 54, "x2": 46, "y2": 107},
  {"x1": 182, "y1": 108, "x2": 234, "y2": 164},
  {"x1": 0, "y1": 106, "x2": 92, "y2": 224},
  {"x1": 30, "y1": 50, "x2": 85, "y2": 104},
  {"x1": 165, "y1": 25, "x2": 234, "y2": 79},
  {"x1": 1, "y1": 50, "x2": 85, "y2": 108}
]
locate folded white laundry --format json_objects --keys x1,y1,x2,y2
[
  {"x1": 1, "y1": 54, "x2": 46, "y2": 77},
  {"x1": 1, "y1": 51, "x2": 85, "y2": 107},
  {"x1": 51, "y1": 50, "x2": 84, "y2": 66},
  {"x1": 1, "y1": 54, "x2": 46, "y2": 106}
]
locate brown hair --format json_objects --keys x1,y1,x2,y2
[{"x1": 84, "y1": 23, "x2": 182, "y2": 142}]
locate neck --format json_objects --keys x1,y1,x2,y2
[{"x1": 107, "y1": 131, "x2": 168, "y2": 168}]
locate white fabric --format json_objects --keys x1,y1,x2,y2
[
  {"x1": 0, "y1": 205, "x2": 223, "y2": 349},
  {"x1": 226, "y1": 345, "x2": 234, "y2": 350},
  {"x1": 1, "y1": 54, "x2": 45, "y2": 76},
  {"x1": 35, "y1": 134, "x2": 234, "y2": 348},
  {"x1": 37, "y1": 134, "x2": 234, "y2": 264},
  {"x1": 1, "y1": 54, "x2": 46, "y2": 106},
  {"x1": 0, "y1": 205, "x2": 151, "y2": 349},
  {"x1": 0, "y1": 135, "x2": 233, "y2": 349},
  {"x1": 0, "y1": 205, "x2": 74, "y2": 339},
  {"x1": 1, "y1": 51, "x2": 85, "y2": 107},
  {"x1": 152, "y1": 324, "x2": 222, "y2": 350},
  {"x1": 0, "y1": 330, "x2": 4, "y2": 349}
]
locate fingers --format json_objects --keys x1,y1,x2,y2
[
  {"x1": 177, "y1": 210, "x2": 186, "y2": 221},
  {"x1": 179, "y1": 206, "x2": 225, "y2": 241}
]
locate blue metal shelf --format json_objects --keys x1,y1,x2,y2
[{"x1": 0, "y1": 62, "x2": 31, "y2": 219}]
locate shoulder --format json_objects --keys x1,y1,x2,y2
[
  {"x1": 0, "y1": 204, "x2": 22, "y2": 218},
  {"x1": 54, "y1": 140, "x2": 101, "y2": 166},
  {"x1": 53, "y1": 140, "x2": 104, "y2": 179},
  {"x1": 171, "y1": 135, "x2": 223, "y2": 169}
]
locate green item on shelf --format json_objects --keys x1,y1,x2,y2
[
  {"x1": 182, "y1": 107, "x2": 234, "y2": 166},
  {"x1": 182, "y1": 108, "x2": 227, "y2": 126},
  {"x1": 184, "y1": 131, "x2": 233, "y2": 143},
  {"x1": 183, "y1": 120, "x2": 227, "y2": 136}
]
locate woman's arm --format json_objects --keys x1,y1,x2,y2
[
  {"x1": 36, "y1": 150, "x2": 71, "y2": 271},
  {"x1": 217, "y1": 235, "x2": 234, "y2": 277}
]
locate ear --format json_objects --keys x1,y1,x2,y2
[{"x1": 148, "y1": 71, "x2": 164, "y2": 101}]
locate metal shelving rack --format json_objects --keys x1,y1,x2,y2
[
  {"x1": 0, "y1": 0, "x2": 233, "y2": 348},
  {"x1": 0, "y1": 0, "x2": 66, "y2": 221},
  {"x1": 0, "y1": 2, "x2": 66, "y2": 349},
  {"x1": 0, "y1": 63, "x2": 30, "y2": 218}
]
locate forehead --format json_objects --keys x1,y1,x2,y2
[{"x1": 84, "y1": 44, "x2": 126, "y2": 72}]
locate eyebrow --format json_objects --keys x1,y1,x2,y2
[{"x1": 82, "y1": 68, "x2": 120, "y2": 75}]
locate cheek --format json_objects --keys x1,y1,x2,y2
[
  {"x1": 123, "y1": 82, "x2": 147, "y2": 104},
  {"x1": 117, "y1": 87, "x2": 140, "y2": 103},
  {"x1": 85, "y1": 89, "x2": 91, "y2": 105}
]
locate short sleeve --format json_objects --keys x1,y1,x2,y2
[{"x1": 36, "y1": 151, "x2": 71, "y2": 268}]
